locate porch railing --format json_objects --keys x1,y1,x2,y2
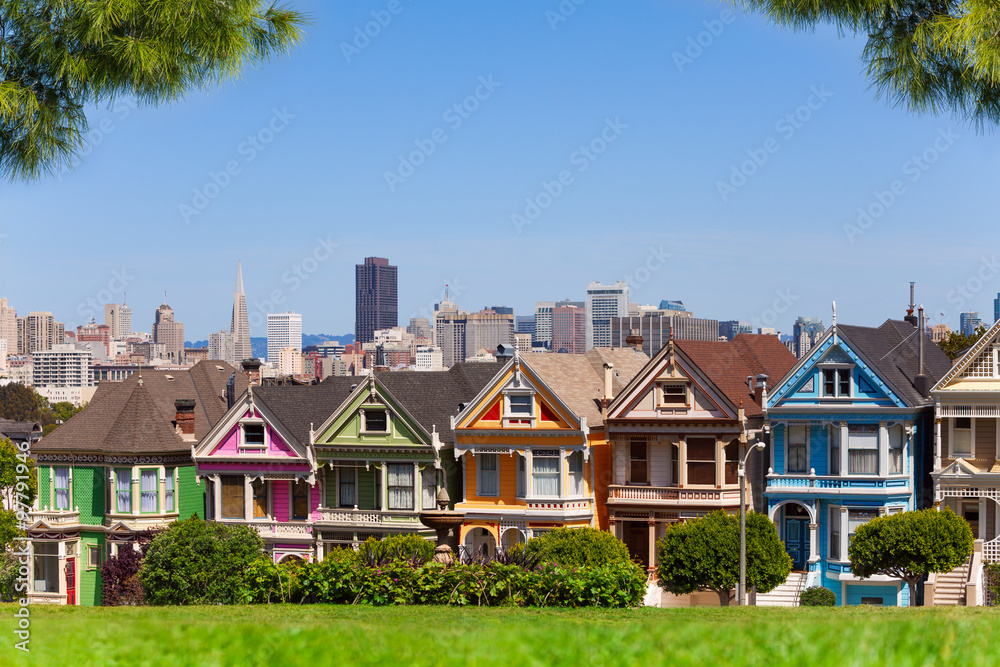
[
  {"x1": 607, "y1": 486, "x2": 739, "y2": 503},
  {"x1": 767, "y1": 474, "x2": 908, "y2": 490}
]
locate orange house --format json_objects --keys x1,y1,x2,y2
[{"x1": 453, "y1": 348, "x2": 647, "y2": 555}]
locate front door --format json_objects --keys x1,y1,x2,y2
[
  {"x1": 784, "y1": 517, "x2": 809, "y2": 571},
  {"x1": 626, "y1": 523, "x2": 649, "y2": 568},
  {"x1": 64, "y1": 558, "x2": 75, "y2": 606}
]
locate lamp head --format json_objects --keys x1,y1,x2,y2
[{"x1": 755, "y1": 441, "x2": 766, "y2": 451}]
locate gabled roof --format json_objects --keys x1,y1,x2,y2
[
  {"x1": 0, "y1": 419, "x2": 42, "y2": 439},
  {"x1": 35, "y1": 361, "x2": 248, "y2": 454},
  {"x1": 933, "y1": 317, "x2": 1000, "y2": 390}
]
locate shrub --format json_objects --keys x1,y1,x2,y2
[
  {"x1": 358, "y1": 534, "x2": 434, "y2": 567},
  {"x1": 101, "y1": 530, "x2": 159, "y2": 606},
  {"x1": 0, "y1": 550, "x2": 20, "y2": 602},
  {"x1": 523, "y1": 527, "x2": 633, "y2": 568},
  {"x1": 800, "y1": 586, "x2": 837, "y2": 607},
  {"x1": 139, "y1": 515, "x2": 264, "y2": 605}
]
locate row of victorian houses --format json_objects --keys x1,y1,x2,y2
[{"x1": 23, "y1": 299, "x2": 1000, "y2": 608}]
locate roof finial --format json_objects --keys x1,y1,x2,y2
[
  {"x1": 832, "y1": 300, "x2": 837, "y2": 328},
  {"x1": 137, "y1": 362, "x2": 143, "y2": 385}
]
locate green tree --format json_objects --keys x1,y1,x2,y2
[
  {"x1": 733, "y1": 1, "x2": 1000, "y2": 128},
  {"x1": 523, "y1": 527, "x2": 635, "y2": 568},
  {"x1": 0, "y1": 384, "x2": 46, "y2": 421},
  {"x1": 0, "y1": 437, "x2": 36, "y2": 551},
  {"x1": 656, "y1": 510, "x2": 791, "y2": 606},
  {"x1": 849, "y1": 507, "x2": 973, "y2": 606},
  {"x1": 1, "y1": 0, "x2": 307, "y2": 181},
  {"x1": 938, "y1": 324, "x2": 988, "y2": 360},
  {"x1": 139, "y1": 515, "x2": 264, "y2": 605}
]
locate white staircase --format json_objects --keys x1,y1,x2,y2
[
  {"x1": 932, "y1": 559, "x2": 971, "y2": 606},
  {"x1": 756, "y1": 572, "x2": 808, "y2": 607}
]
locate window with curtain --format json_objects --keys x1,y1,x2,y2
[
  {"x1": 516, "y1": 454, "x2": 526, "y2": 497},
  {"x1": 164, "y1": 468, "x2": 175, "y2": 512},
  {"x1": 829, "y1": 507, "x2": 842, "y2": 560},
  {"x1": 252, "y1": 479, "x2": 268, "y2": 518},
  {"x1": 54, "y1": 467, "x2": 70, "y2": 510},
  {"x1": 629, "y1": 440, "x2": 647, "y2": 484},
  {"x1": 140, "y1": 469, "x2": 158, "y2": 513},
  {"x1": 338, "y1": 467, "x2": 355, "y2": 508},
  {"x1": 387, "y1": 464, "x2": 414, "y2": 510},
  {"x1": 829, "y1": 426, "x2": 841, "y2": 475},
  {"x1": 686, "y1": 437, "x2": 717, "y2": 485},
  {"x1": 848, "y1": 427, "x2": 878, "y2": 474},
  {"x1": 889, "y1": 425, "x2": 904, "y2": 474},
  {"x1": 787, "y1": 425, "x2": 807, "y2": 473},
  {"x1": 953, "y1": 417, "x2": 972, "y2": 456},
  {"x1": 532, "y1": 449, "x2": 561, "y2": 497},
  {"x1": 292, "y1": 480, "x2": 310, "y2": 520},
  {"x1": 422, "y1": 466, "x2": 436, "y2": 510},
  {"x1": 478, "y1": 454, "x2": 499, "y2": 497},
  {"x1": 568, "y1": 451, "x2": 584, "y2": 496},
  {"x1": 670, "y1": 443, "x2": 679, "y2": 485},
  {"x1": 221, "y1": 476, "x2": 244, "y2": 518},
  {"x1": 116, "y1": 469, "x2": 132, "y2": 513},
  {"x1": 724, "y1": 442, "x2": 739, "y2": 485}
]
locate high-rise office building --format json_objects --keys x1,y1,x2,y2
[
  {"x1": 231, "y1": 261, "x2": 252, "y2": 363},
  {"x1": 355, "y1": 257, "x2": 398, "y2": 346},
  {"x1": 466, "y1": 309, "x2": 514, "y2": 358},
  {"x1": 209, "y1": 331, "x2": 236, "y2": 365},
  {"x1": 267, "y1": 311, "x2": 303, "y2": 363},
  {"x1": 610, "y1": 315, "x2": 719, "y2": 357},
  {"x1": 960, "y1": 311, "x2": 983, "y2": 337},
  {"x1": 719, "y1": 320, "x2": 753, "y2": 341},
  {"x1": 0, "y1": 298, "x2": 16, "y2": 355},
  {"x1": 434, "y1": 300, "x2": 467, "y2": 369},
  {"x1": 17, "y1": 311, "x2": 64, "y2": 355},
  {"x1": 586, "y1": 281, "x2": 629, "y2": 350},
  {"x1": 104, "y1": 301, "x2": 133, "y2": 340},
  {"x1": 152, "y1": 299, "x2": 184, "y2": 363},
  {"x1": 515, "y1": 315, "x2": 535, "y2": 338},
  {"x1": 792, "y1": 316, "x2": 825, "y2": 358},
  {"x1": 551, "y1": 305, "x2": 586, "y2": 354},
  {"x1": 407, "y1": 317, "x2": 432, "y2": 341},
  {"x1": 534, "y1": 302, "x2": 555, "y2": 348}
]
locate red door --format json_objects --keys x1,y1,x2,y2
[{"x1": 65, "y1": 558, "x2": 76, "y2": 605}]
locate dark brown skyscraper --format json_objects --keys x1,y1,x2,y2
[{"x1": 355, "y1": 257, "x2": 398, "y2": 345}]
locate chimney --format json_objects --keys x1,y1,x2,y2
[
  {"x1": 602, "y1": 362, "x2": 614, "y2": 410},
  {"x1": 241, "y1": 359, "x2": 262, "y2": 385},
  {"x1": 625, "y1": 328, "x2": 643, "y2": 353},
  {"x1": 915, "y1": 305, "x2": 930, "y2": 398},
  {"x1": 904, "y1": 282, "x2": 918, "y2": 326},
  {"x1": 754, "y1": 374, "x2": 768, "y2": 406},
  {"x1": 174, "y1": 399, "x2": 196, "y2": 441}
]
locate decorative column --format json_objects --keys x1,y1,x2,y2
[
  {"x1": 840, "y1": 424, "x2": 849, "y2": 478},
  {"x1": 678, "y1": 438, "x2": 687, "y2": 487},
  {"x1": 840, "y1": 507, "x2": 849, "y2": 562},
  {"x1": 648, "y1": 517, "x2": 657, "y2": 570},
  {"x1": 879, "y1": 422, "x2": 888, "y2": 477},
  {"x1": 808, "y1": 522, "x2": 820, "y2": 562},
  {"x1": 934, "y1": 412, "x2": 942, "y2": 472},
  {"x1": 213, "y1": 475, "x2": 222, "y2": 520},
  {"x1": 413, "y1": 462, "x2": 421, "y2": 511},
  {"x1": 716, "y1": 437, "x2": 724, "y2": 488},
  {"x1": 244, "y1": 476, "x2": 252, "y2": 520},
  {"x1": 380, "y1": 462, "x2": 388, "y2": 512}
]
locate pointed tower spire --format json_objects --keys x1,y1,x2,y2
[
  {"x1": 231, "y1": 261, "x2": 251, "y2": 364},
  {"x1": 236, "y1": 260, "x2": 244, "y2": 294}
]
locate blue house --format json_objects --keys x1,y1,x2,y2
[{"x1": 764, "y1": 316, "x2": 950, "y2": 606}]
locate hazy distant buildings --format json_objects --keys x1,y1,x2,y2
[
  {"x1": 355, "y1": 257, "x2": 398, "y2": 346},
  {"x1": 152, "y1": 300, "x2": 184, "y2": 363},
  {"x1": 32, "y1": 344, "x2": 94, "y2": 406},
  {"x1": 434, "y1": 306, "x2": 467, "y2": 369},
  {"x1": 0, "y1": 298, "x2": 16, "y2": 355},
  {"x1": 719, "y1": 320, "x2": 752, "y2": 341},
  {"x1": 960, "y1": 311, "x2": 982, "y2": 336},
  {"x1": 267, "y1": 312, "x2": 302, "y2": 363},
  {"x1": 551, "y1": 305, "x2": 586, "y2": 354},
  {"x1": 407, "y1": 317, "x2": 432, "y2": 341},
  {"x1": 414, "y1": 345, "x2": 444, "y2": 371},
  {"x1": 466, "y1": 309, "x2": 514, "y2": 359},
  {"x1": 278, "y1": 346, "x2": 304, "y2": 376},
  {"x1": 610, "y1": 314, "x2": 719, "y2": 356},
  {"x1": 231, "y1": 261, "x2": 252, "y2": 363},
  {"x1": 586, "y1": 281, "x2": 629, "y2": 350},
  {"x1": 515, "y1": 315, "x2": 535, "y2": 337},
  {"x1": 534, "y1": 302, "x2": 554, "y2": 349},
  {"x1": 17, "y1": 311, "x2": 65, "y2": 355},
  {"x1": 104, "y1": 302, "x2": 133, "y2": 339},
  {"x1": 792, "y1": 316, "x2": 824, "y2": 358},
  {"x1": 995, "y1": 293, "x2": 1000, "y2": 325},
  {"x1": 209, "y1": 331, "x2": 236, "y2": 365},
  {"x1": 931, "y1": 323, "x2": 951, "y2": 343}
]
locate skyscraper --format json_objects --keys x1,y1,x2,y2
[
  {"x1": 231, "y1": 261, "x2": 252, "y2": 363},
  {"x1": 152, "y1": 299, "x2": 184, "y2": 363},
  {"x1": 267, "y1": 312, "x2": 302, "y2": 363},
  {"x1": 104, "y1": 301, "x2": 133, "y2": 340},
  {"x1": 0, "y1": 298, "x2": 16, "y2": 355},
  {"x1": 551, "y1": 305, "x2": 586, "y2": 354},
  {"x1": 434, "y1": 296, "x2": 466, "y2": 369},
  {"x1": 355, "y1": 257, "x2": 398, "y2": 346},
  {"x1": 960, "y1": 311, "x2": 982, "y2": 337},
  {"x1": 586, "y1": 281, "x2": 629, "y2": 350},
  {"x1": 534, "y1": 302, "x2": 555, "y2": 349},
  {"x1": 16, "y1": 311, "x2": 64, "y2": 354},
  {"x1": 466, "y1": 309, "x2": 514, "y2": 357},
  {"x1": 792, "y1": 316, "x2": 824, "y2": 358},
  {"x1": 208, "y1": 331, "x2": 235, "y2": 365},
  {"x1": 994, "y1": 293, "x2": 1000, "y2": 324}
]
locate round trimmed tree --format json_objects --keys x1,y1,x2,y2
[
  {"x1": 656, "y1": 510, "x2": 791, "y2": 606},
  {"x1": 849, "y1": 507, "x2": 974, "y2": 606},
  {"x1": 523, "y1": 526, "x2": 634, "y2": 567}
]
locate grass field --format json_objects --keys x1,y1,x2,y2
[{"x1": 1, "y1": 604, "x2": 998, "y2": 666}]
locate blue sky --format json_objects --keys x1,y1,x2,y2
[{"x1": 2, "y1": 0, "x2": 998, "y2": 340}]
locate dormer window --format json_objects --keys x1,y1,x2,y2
[
  {"x1": 821, "y1": 368, "x2": 852, "y2": 397},
  {"x1": 363, "y1": 409, "x2": 388, "y2": 433},
  {"x1": 243, "y1": 424, "x2": 265, "y2": 446},
  {"x1": 509, "y1": 395, "x2": 532, "y2": 415},
  {"x1": 504, "y1": 392, "x2": 535, "y2": 426},
  {"x1": 659, "y1": 383, "x2": 689, "y2": 408}
]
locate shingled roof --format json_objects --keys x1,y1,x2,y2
[
  {"x1": 252, "y1": 362, "x2": 504, "y2": 445},
  {"x1": 36, "y1": 361, "x2": 248, "y2": 454},
  {"x1": 838, "y1": 319, "x2": 951, "y2": 406},
  {"x1": 675, "y1": 334, "x2": 798, "y2": 417}
]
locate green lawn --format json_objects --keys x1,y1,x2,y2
[{"x1": 1, "y1": 604, "x2": 997, "y2": 666}]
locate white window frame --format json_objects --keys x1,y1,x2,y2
[
  {"x1": 949, "y1": 417, "x2": 975, "y2": 458},
  {"x1": 87, "y1": 544, "x2": 103, "y2": 570},
  {"x1": 361, "y1": 407, "x2": 390, "y2": 434},
  {"x1": 888, "y1": 424, "x2": 905, "y2": 475},
  {"x1": 503, "y1": 391, "x2": 535, "y2": 427},
  {"x1": 819, "y1": 365, "x2": 853, "y2": 398},
  {"x1": 786, "y1": 425, "x2": 809, "y2": 474},
  {"x1": 53, "y1": 466, "x2": 71, "y2": 510},
  {"x1": 477, "y1": 453, "x2": 500, "y2": 497},
  {"x1": 829, "y1": 424, "x2": 841, "y2": 476},
  {"x1": 115, "y1": 468, "x2": 132, "y2": 514},
  {"x1": 239, "y1": 419, "x2": 267, "y2": 451},
  {"x1": 531, "y1": 449, "x2": 562, "y2": 498},
  {"x1": 828, "y1": 505, "x2": 842, "y2": 561},
  {"x1": 164, "y1": 468, "x2": 175, "y2": 512},
  {"x1": 658, "y1": 382, "x2": 690, "y2": 409},
  {"x1": 568, "y1": 450, "x2": 585, "y2": 497},
  {"x1": 516, "y1": 453, "x2": 527, "y2": 497},
  {"x1": 847, "y1": 427, "x2": 879, "y2": 476}
]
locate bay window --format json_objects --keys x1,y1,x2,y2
[
  {"x1": 686, "y1": 437, "x2": 716, "y2": 485},
  {"x1": 848, "y1": 426, "x2": 878, "y2": 475},
  {"x1": 568, "y1": 451, "x2": 585, "y2": 496},
  {"x1": 477, "y1": 454, "x2": 499, "y2": 497},
  {"x1": 54, "y1": 467, "x2": 70, "y2": 510},
  {"x1": 422, "y1": 466, "x2": 437, "y2": 510},
  {"x1": 787, "y1": 425, "x2": 807, "y2": 473},
  {"x1": 32, "y1": 542, "x2": 59, "y2": 593},
  {"x1": 116, "y1": 469, "x2": 132, "y2": 513},
  {"x1": 724, "y1": 442, "x2": 739, "y2": 485},
  {"x1": 164, "y1": 468, "x2": 175, "y2": 512},
  {"x1": 532, "y1": 449, "x2": 561, "y2": 497},
  {"x1": 140, "y1": 469, "x2": 158, "y2": 513},
  {"x1": 387, "y1": 464, "x2": 414, "y2": 510},
  {"x1": 829, "y1": 426, "x2": 841, "y2": 475},
  {"x1": 848, "y1": 509, "x2": 877, "y2": 544}
]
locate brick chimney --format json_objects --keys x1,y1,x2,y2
[
  {"x1": 241, "y1": 359, "x2": 262, "y2": 385},
  {"x1": 174, "y1": 399, "x2": 196, "y2": 441},
  {"x1": 754, "y1": 374, "x2": 768, "y2": 406},
  {"x1": 625, "y1": 328, "x2": 644, "y2": 353}
]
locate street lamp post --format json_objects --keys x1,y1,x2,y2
[{"x1": 738, "y1": 441, "x2": 766, "y2": 606}]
